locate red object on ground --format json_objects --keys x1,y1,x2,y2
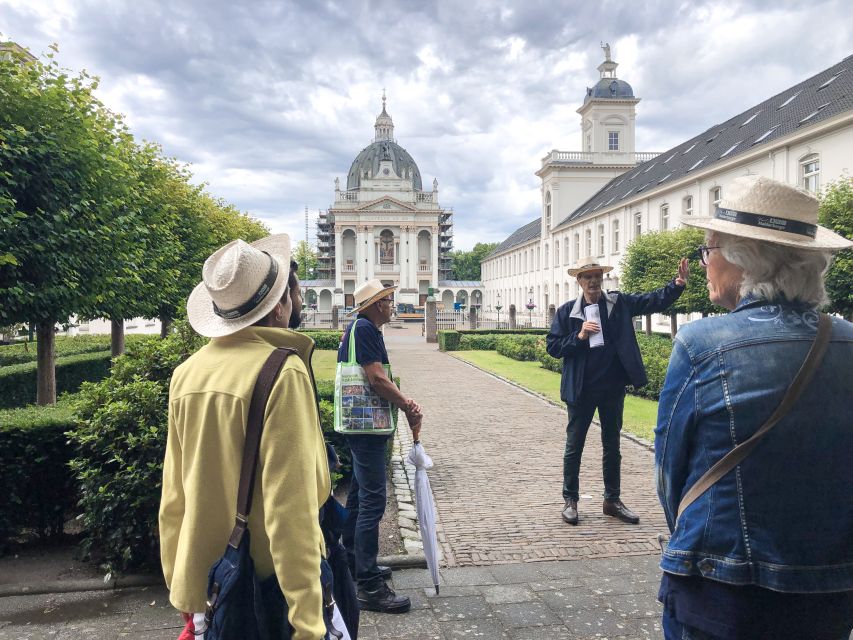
[{"x1": 177, "y1": 612, "x2": 195, "y2": 640}]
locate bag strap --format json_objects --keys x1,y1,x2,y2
[
  {"x1": 347, "y1": 318, "x2": 359, "y2": 365},
  {"x1": 228, "y1": 347, "x2": 295, "y2": 549},
  {"x1": 676, "y1": 313, "x2": 832, "y2": 521}
]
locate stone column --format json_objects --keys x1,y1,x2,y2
[
  {"x1": 468, "y1": 306, "x2": 477, "y2": 330},
  {"x1": 334, "y1": 231, "x2": 342, "y2": 289},
  {"x1": 331, "y1": 306, "x2": 339, "y2": 330},
  {"x1": 509, "y1": 304, "x2": 517, "y2": 330},
  {"x1": 365, "y1": 226, "x2": 375, "y2": 280},
  {"x1": 431, "y1": 226, "x2": 439, "y2": 287},
  {"x1": 547, "y1": 304, "x2": 556, "y2": 327},
  {"x1": 425, "y1": 298, "x2": 438, "y2": 343}
]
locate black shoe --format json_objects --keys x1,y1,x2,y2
[
  {"x1": 561, "y1": 499, "x2": 579, "y2": 525},
  {"x1": 357, "y1": 582, "x2": 411, "y2": 614},
  {"x1": 603, "y1": 499, "x2": 640, "y2": 524},
  {"x1": 378, "y1": 564, "x2": 393, "y2": 580}
]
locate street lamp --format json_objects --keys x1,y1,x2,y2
[
  {"x1": 495, "y1": 292, "x2": 503, "y2": 327},
  {"x1": 526, "y1": 287, "x2": 536, "y2": 326}
]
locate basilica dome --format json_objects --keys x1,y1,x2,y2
[{"x1": 346, "y1": 140, "x2": 423, "y2": 190}]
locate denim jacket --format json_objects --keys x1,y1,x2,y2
[{"x1": 655, "y1": 296, "x2": 853, "y2": 593}]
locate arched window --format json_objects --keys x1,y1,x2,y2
[{"x1": 379, "y1": 229, "x2": 394, "y2": 265}]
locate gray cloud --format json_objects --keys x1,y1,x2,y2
[{"x1": 2, "y1": 0, "x2": 850, "y2": 249}]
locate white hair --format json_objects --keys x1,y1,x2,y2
[{"x1": 710, "y1": 231, "x2": 833, "y2": 308}]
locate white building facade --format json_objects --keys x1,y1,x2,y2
[
  {"x1": 305, "y1": 96, "x2": 483, "y2": 312},
  {"x1": 483, "y1": 48, "x2": 853, "y2": 332}
]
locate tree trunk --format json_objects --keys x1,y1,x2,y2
[
  {"x1": 160, "y1": 317, "x2": 172, "y2": 338},
  {"x1": 111, "y1": 318, "x2": 125, "y2": 357},
  {"x1": 36, "y1": 320, "x2": 57, "y2": 406},
  {"x1": 670, "y1": 314, "x2": 678, "y2": 337},
  {"x1": 645, "y1": 315, "x2": 652, "y2": 335}
]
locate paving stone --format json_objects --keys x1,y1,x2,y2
[
  {"x1": 493, "y1": 601, "x2": 560, "y2": 628},
  {"x1": 427, "y1": 595, "x2": 494, "y2": 622},
  {"x1": 369, "y1": 608, "x2": 442, "y2": 639},
  {"x1": 423, "y1": 585, "x2": 482, "y2": 598},
  {"x1": 481, "y1": 584, "x2": 537, "y2": 604},
  {"x1": 487, "y1": 563, "x2": 548, "y2": 584},
  {"x1": 439, "y1": 618, "x2": 510, "y2": 639},
  {"x1": 439, "y1": 567, "x2": 497, "y2": 586},
  {"x1": 509, "y1": 625, "x2": 574, "y2": 640},
  {"x1": 537, "y1": 588, "x2": 607, "y2": 615},
  {"x1": 579, "y1": 573, "x2": 656, "y2": 596},
  {"x1": 390, "y1": 568, "x2": 439, "y2": 590},
  {"x1": 560, "y1": 607, "x2": 639, "y2": 637},
  {"x1": 602, "y1": 592, "x2": 662, "y2": 618}
]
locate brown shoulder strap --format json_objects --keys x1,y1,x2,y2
[
  {"x1": 676, "y1": 313, "x2": 832, "y2": 521},
  {"x1": 228, "y1": 347, "x2": 295, "y2": 549}
]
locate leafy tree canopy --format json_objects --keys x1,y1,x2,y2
[
  {"x1": 818, "y1": 177, "x2": 853, "y2": 318},
  {"x1": 293, "y1": 240, "x2": 318, "y2": 280},
  {"x1": 450, "y1": 242, "x2": 498, "y2": 280}
]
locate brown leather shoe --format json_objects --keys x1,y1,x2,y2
[
  {"x1": 562, "y1": 499, "x2": 579, "y2": 525},
  {"x1": 603, "y1": 499, "x2": 640, "y2": 524}
]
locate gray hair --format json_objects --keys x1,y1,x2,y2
[{"x1": 710, "y1": 231, "x2": 833, "y2": 308}]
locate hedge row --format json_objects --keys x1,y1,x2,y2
[
  {"x1": 299, "y1": 330, "x2": 343, "y2": 350},
  {"x1": 0, "y1": 351, "x2": 114, "y2": 409},
  {"x1": 0, "y1": 398, "x2": 78, "y2": 550},
  {"x1": 0, "y1": 334, "x2": 151, "y2": 367},
  {"x1": 439, "y1": 328, "x2": 548, "y2": 352}
]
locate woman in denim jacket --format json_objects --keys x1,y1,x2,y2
[{"x1": 655, "y1": 176, "x2": 853, "y2": 640}]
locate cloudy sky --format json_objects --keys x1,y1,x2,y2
[{"x1": 2, "y1": 0, "x2": 851, "y2": 250}]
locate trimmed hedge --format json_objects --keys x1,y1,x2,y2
[
  {"x1": 629, "y1": 333, "x2": 673, "y2": 400},
  {"x1": 0, "y1": 351, "x2": 114, "y2": 409},
  {"x1": 299, "y1": 330, "x2": 343, "y2": 350},
  {"x1": 0, "y1": 334, "x2": 151, "y2": 367},
  {"x1": 535, "y1": 337, "x2": 562, "y2": 373},
  {"x1": 0, "y1": 397, "x2": 78, "y2": 550},
  {"x1": 495, "y1": 335, "x2": 539, "y2": 361},
  {"x1": 438, "y1": 331, "x2": 460, "y2": 351},
  {"x1": 439, "y1": 328, "x2": 548, "y2": 351}
]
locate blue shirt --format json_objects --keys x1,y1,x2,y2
[{"x1": 338, "y1": 316, "x2": 389, "y2": 365}]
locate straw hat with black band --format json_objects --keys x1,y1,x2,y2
[
  {"x1": 567, "y1": 258, "x2": 614, "y2": 277},
  {"x1": 187, "y1": 234, "x2": 292, "y2": 338},
  {"x1": 349, "y1": 279, "x2": 397, "y2": 315},
  {"x1": 681, "y1": 175, "x2": 852, "y2": 251}
]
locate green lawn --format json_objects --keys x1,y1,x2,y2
[
  {"x1": 312, "y1": 349, "x2": 338, "y2": 380},
  {"x1": 452, "y1": 350, "x2": 659, "y2": 442}
]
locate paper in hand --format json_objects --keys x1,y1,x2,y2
[{"x1": 583, "y1": 304, "x2": 605, "y2": 348}]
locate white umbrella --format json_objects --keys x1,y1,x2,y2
[{"x1": 406, "y1": 441, "x2": 441, "y2": 594}]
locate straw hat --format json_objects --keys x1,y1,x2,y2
[
  {"x1": 568, "y1": 258, "x2": 614, "y2": 277},
  {"x1": 681, "y1": 175, "x2": 852, "y2": 251},
  {"x1": 349, "y1": 279, "x2": 397, "y2": 315},
  {"x1": 187, "y1": 234, "x2": 291, "y2": 338}
]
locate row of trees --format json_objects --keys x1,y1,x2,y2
[{"x1": 0, "y1": 48, "x2": 268, "y2": 404}]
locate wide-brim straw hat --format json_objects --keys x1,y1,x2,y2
[
  {"x1": 568, "y1": 258, "x2": 614, "y2": 277},
  {"x1": 349, "y1": 279, "x2": 397, "y2": 315},
  {"x1": 681, "y1": 175, "x2": 852, "y2": 251},
  {"x1": 187, "y1": 234, "x2": 291, "y2": 338}
]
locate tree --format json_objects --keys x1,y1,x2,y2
[
  {"x1": 292, "y1": 240, "x2": 318, "y2": 280},
  {"x1": 450, "y1": 242, "x2": 498, "y2": 280},
  {"x1": 620, "y1": 228, "x2": 718, "y2": 336},
  {"x1": 818, "y1": 177, "x2": 853, "y2": 320},
  {"x1": 0, "y1": 50, "x2": 143, "y2": 403}
]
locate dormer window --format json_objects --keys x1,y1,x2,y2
[{"x1": 608, "y1": 131, "x2": 620, "y2": 151}]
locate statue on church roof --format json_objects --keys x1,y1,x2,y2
[{"x1": 601, "y1": 41, "x2": 611, "y2": 62}]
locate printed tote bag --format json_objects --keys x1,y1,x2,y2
[{"x1": 334, "y1": 320, "x2": 395, "y2": 435}]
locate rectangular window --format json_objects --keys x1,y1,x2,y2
[
  {"x1": 710, "y1": 187, "x2": 722, "y2": 211},
  {"x1": 598, "y1": 224, "x2": 605, "y2": 256},
  {"x1": 613, "y1": 219, "x2": 620, "y2": 252},
  {"x1": 574, "y1": 233, "x2": 580, "y2": 261},
  {"x1": 660, "y1": 205, "x2": 669, "y2": 231},
  {"x1": 683, "y1": 195, "x2": 693, "y2": 216},
  {"x1": 585, "y1": 229, "x2": 592, "y2": 257},
  {"x1": 634, "y1": 212, "x2": 642, "y2": 238},
  {"x1": 608, "y1": 131, "x2": 619, "y2": 151},
  {"x1": 564, "y1": 236, "x2": 570, "y2": 264},
  {"x1": 801, "y1": 155, "x2": 820, "y2": 193},
  {"x1": 555, "y1": 241, "x2": 560, "y2": 266}
]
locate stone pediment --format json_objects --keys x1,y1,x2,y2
[{"x1": 356, "y1": 196, "x2": 417, "y2": 212}]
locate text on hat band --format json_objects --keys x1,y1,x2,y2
[
  {"x1": 212, "y1": 252, "x2": 279, "y2": 320},
  {"x1": 715, "y1": 207, "x2": 817, "y2": 239}
]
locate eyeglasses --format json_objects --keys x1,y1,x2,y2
[{"x1": 696, "y1": 245, "x2": 721, "y2": 266}]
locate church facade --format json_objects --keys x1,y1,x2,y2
[
  {"x1": 482, "y1": 48, "x2": 853, "y2": 332},
  {"x1": 303, "y1": 96, "x2": 484, "y2": 312}
]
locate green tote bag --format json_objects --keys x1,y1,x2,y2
[{"x1": 333, "y1": 320, "x2": 396, "y2": 435}]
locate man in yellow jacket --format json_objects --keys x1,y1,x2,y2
[{"x1": 160, "y1": 233, "x2": 331, "y2": 640}]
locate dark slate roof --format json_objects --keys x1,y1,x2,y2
[
  {"x1": 438, "y1": 280, "x2": 483, "y2": 287},
  {"x1": 487, "y1": 218, "x2": 541, "y2": 258},
  {"x1": 584, "y1": 78, "x2": 635, "y2": 103},
  {"x1": 347, "y1": 140, "x2": 422, "y2": 191},
  {"x1": 301, "y1": 279, "x2": 335, "y2": 287},
  {"x1": 558, "y1": 54, "x2": 853, "y2": 227}
]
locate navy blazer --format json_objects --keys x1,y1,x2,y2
[{"x1": 546, "y1": 279, "x2": 685, "y2": 405}]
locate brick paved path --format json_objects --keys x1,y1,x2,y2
[{"x1": 385, "y1": 326, "x2": 667, "y2": 568}]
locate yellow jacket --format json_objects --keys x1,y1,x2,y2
[{"x1": 160, "y1": 327, "x2": 331, "y2": 640}]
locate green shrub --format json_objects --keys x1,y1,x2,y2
[
  {"x1": 629, "y1": 332, "x2": 673, "y2": 400},
  {"x1": 495, "y1": 335, "x2": 539, "y2": 361},
  {"x1": 0, "y1": 351, "x2": 114, "y2": 409},
  {"x1": 459, "y1": 334, "x2": 500, "y2": 350},
  {"x1": 438, "y1": 331, "x2": 460, "y2": 351},
  {"x1": 458, "y1": 329, "x2": 548, "y2": 336},
  {"x1": 0, "y1": 397, "x2": 78, "y2": 551},
  {"x1": 67, "y1": 323, "x2": 206, "y2": 573},
  {"x1": 300, "y1": 330, "x2": 343, "y2": 350},
  {"x1": 534, "y1": 337, "x2": 562, "y2": 373},
  {"x1": 0, "y1": 334, "x2": 151, "y2": 367}
]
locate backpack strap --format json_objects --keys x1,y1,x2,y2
[
  {"x1": 676, "y1": 313, "x2": 832, "y2": 521},
  {"x1": 228, "y1": 347, "x2": 295, "y2": 549}
]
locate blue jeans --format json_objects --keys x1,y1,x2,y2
[
  {"x1": 342, "y1": 434, "x2": 389, "y2": 590},
  {"x1": 563, "y1": 386, "x2": 625, "y2": 501}
]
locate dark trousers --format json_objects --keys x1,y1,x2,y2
[
  {"x1": 563, "y1": 386, "x2": 625, "y2": 502},
  {"x1": 342, "y1": 434, "x2": 389, "y2": 590}
]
